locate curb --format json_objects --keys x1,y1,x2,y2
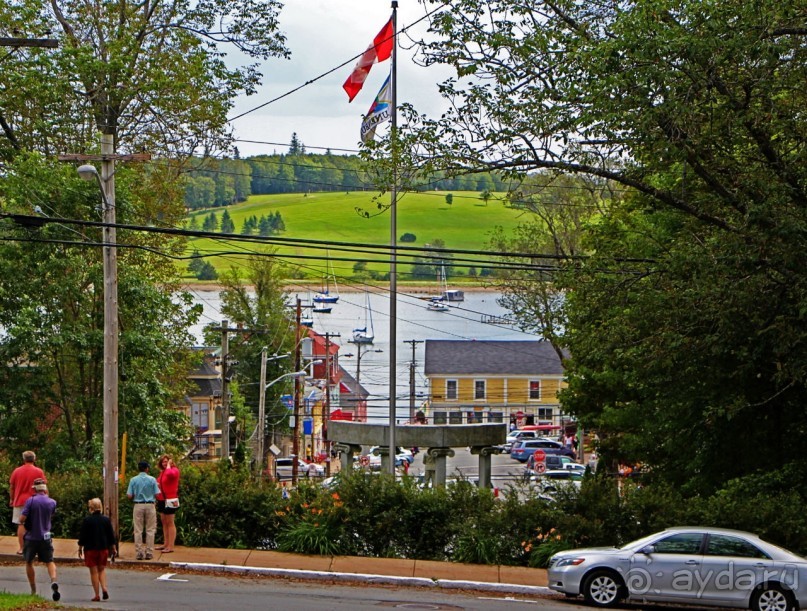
[{"x1": 170, "y1": 561, "x2": 554, "y2": 596}]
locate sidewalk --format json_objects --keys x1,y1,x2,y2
[{"x1": 0, "y1": 535, "x2": 549, "y2": 595}]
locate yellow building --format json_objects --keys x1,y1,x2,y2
[{"x1": 424, "y1": 340, "x2": 567, "y2": 426}]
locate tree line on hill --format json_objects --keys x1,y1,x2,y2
[
  {"x1": 190, "y1": 209, "x2": 285, "y2": 236},
  {"x1": 182, "y1": 135, "x2": 508, "y2": 209}
]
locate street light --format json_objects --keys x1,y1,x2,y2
[
  {"x1": 77, "y1": 160, "x2": 118, "y2": 537},
  {"x1": 343, "y1": 348, "x2": 383, "y2": 390},
  {"x1": 256, "y1": 362, "x2": 310, "y2": 475}
]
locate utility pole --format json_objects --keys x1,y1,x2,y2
[
  {"x1": 322, "y1": 332, "x2": 340, "y2": 476},
  {"x1": 257, "y1": 346, "x2": 268, "y2": 475},
  {"x1": 211, "y1": 320, "x2": 275, "y2": 461},
  {"x1": 405, "y1": 340, "x2": 423, "y2": 422},
  {"x1": 58, "y1": 147, "x2": 150, "y2": 545},
  {"x1": 220, "y1": 320, "x2": 231, "y2": 459},
  {"x1": 292, "y1": 298, "x2": 303, "y2": 485}
]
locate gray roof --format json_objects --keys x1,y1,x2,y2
[
  {"x1": 192, "y1": 377, "x2": 221, "y2": 397},
  {"x1": 338, "y1": 366, "x2": 369, "y2": 401},
  {"x1": 424, "y1": 340, "x2": 565, "y2": 376}
]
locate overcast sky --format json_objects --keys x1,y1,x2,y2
[{"x1": 227, "y1": 0, "x2": 452, "y2": 158}]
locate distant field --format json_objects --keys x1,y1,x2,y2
[{"x1": 184, "y1": 191, "x2": 526, "y2": 281}]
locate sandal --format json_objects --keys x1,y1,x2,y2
[
  {"x1": 161, "y1": 549, "x2": 174, "y2": 553},
  {"x1": 91, "y1": 596, "x2": 100, "y2": 602}
]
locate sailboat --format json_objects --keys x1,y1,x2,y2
[
  {"x1": 313, "y1": 252, "x2": 340, "y2": 304},
  {"x1": 427, "y1": 297, "x2": 450, "y2": 312},
  {"x1": 352, "y1": 290, "x2": 375, "y2": 344}
]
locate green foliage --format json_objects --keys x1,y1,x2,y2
[
  {"x1": 6, "y1": 455, "x2": 807, "y2": 566},
  {"x1": 276, "y1": 485, "x2": 348, "y2": 556},
  {"x1": 204, "y1": 257, "x2": 296, "y2": 436},
  {"x1": 399, "y1": 232, "x2": 417, "y2": 242},
  {"x1": 220, "y1": 210, "x2": 235, "y2": 234},
  {"x1": 397, "y1": 0, "x2": 807, "y2": 495},
  {"x1": 173, "y1": 462, "x2": 286, "y2": 549},
  {"x1": 196, "y1": 261, "x2": 218, "y2": 280},
  {"x1": 0, "y1": 157, "x2": 200, "y2": 463},
  {"x1": 0, "y1": 592, "x2": 46, "y2": 609}
]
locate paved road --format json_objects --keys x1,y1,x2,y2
[{"x1": 0, "y1": 564, "x2": 585, "y2": 610}]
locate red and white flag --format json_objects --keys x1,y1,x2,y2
[{"x1": 343, "y1": 18, "x2": 394, "y2": 102}]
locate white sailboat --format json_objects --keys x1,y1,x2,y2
[
  {"x1": 313, "y1": 251, "x2": 340, "y2": 304},
  {"x1": 352, "y1": 290, "x2": 375, "y2": 344},
  {"x1": 427, "y1": 297, "x2": 450, "y2": 312}
]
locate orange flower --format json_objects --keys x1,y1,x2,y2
[{"x1": 331, "y1": 492, "x2": 340, "y2": 500}]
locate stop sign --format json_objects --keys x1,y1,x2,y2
[{"x1": 533, "y1": 449, "x2": 546, "y2": 461}]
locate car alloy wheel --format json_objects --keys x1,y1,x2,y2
[
  {"x1": 583, "y1": 570, "x2": 623, "y2": 608},
  {"x1": 752, "y1": 585, "x2": 794, "y2": 611}
]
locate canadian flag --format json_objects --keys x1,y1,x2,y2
[{"x1": 343, "y1": 18, "x2": 394, "y2": 102}]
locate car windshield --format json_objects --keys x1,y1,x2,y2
[{"x1": 620, "y1": 532, "x2": 664, "y2": 551}]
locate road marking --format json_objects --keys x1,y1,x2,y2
[
  {"x1": 478, "y1": 596, "x2": 540, "y2": 604},
  {"x1": 157, "y1": 573, "x2": 189, "y2": 582}
]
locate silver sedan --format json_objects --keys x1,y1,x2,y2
[{"x1": 548, "y1": 527, "x2": 807, "y2": 611}]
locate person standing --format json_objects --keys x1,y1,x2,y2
[
  {"x1": 126, "y1": 461, "x2": 160, "y2": 560},
  {"x1": 9, "y1": 451, "x2": 45, "y2": 555},
  {"x1": 19, "y1": 478, "x2": 59, "y2": 601},
  {"x1": 77, "y1": 498, "x2": 116, "y2": 602},
  {"x1": 155, "y1": 454, "x2": 180, "y2": 553}
]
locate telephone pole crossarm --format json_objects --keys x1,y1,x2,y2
[{"x1": 0, "y1": 37, "x2": 58, "y2": 48}]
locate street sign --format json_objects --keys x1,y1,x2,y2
[{"x1": 533, "y1": 449, "x2": 546, "y2": 461}]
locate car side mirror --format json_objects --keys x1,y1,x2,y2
[{"x1": 639, "y1": 545, "x2": 655, "y2": 554}]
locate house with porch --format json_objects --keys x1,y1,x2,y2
[
  {"x1": 184, "y1": 348, "x2": 223, "y2": 460},
  {"x1": 423, "y1": 339, "x2": 568, "y2": 427}
]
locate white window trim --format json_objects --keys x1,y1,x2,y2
[
  {"x1": 474, "y1": 379, "x2": 486, "y2": 401},
  {"x1": 445, "y1": 379, "x2": 458, "y2": 401},
  {"x1": 528, "y1": 379, "x2": 542, "y2": 401}
]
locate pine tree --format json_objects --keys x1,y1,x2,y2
[{"x1": 220, "y1": 210, "x2": 235, "y2": 233}]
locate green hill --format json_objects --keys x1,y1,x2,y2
[{"x1": 185, "y1": 191, "x2": 524, "y2": 282}]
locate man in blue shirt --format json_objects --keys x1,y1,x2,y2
[
  {"x1": 20, "y1": 478, "x2": 59, "y2": 601},
  {"x1": 126, "y1": 461, "x2": 160, "y2": 560}
]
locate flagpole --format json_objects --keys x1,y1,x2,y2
[{"x1": 388, "y1": 0, "x2": 399, "y2": 476}]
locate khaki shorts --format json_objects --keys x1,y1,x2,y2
[{"x1": 11, "y1": 506, "x2": 23, "y2": 525}]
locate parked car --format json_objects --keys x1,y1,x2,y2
[
  {"x1": 500, "y1": 429, "x2": 541, "y2": 453},
  {"x1": 564, "y1": 463, "x2": 587, "y2": 475},
  {"x1": 365, "y1": 446, "x2": 413, "y2": 470},
  {"x1": 510, "y1": 439, "x2": 574, "y2": 462},
  {"x1": 275, "y1": 457, "x2": 324, "y2": 480},
  {"x1": 548, "y1": 527, "x2": 807, "y2": 611},
  {"x1": 534, "y1": 469, "x2": 583, "y2": 493}
]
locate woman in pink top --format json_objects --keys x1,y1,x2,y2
[{"x1": 155, "y1": 454, "x2": 180, "y2": 553}]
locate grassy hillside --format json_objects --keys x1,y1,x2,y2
[{"x1": 185, "y1": 191, "x2": 525, "y2": 281}]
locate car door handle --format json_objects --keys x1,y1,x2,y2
[{"x1": 685, "y1": 560, "x2": 698, "y2": 565}]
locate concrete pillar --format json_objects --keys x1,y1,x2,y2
[
  {"x1": 335, "y1": 443, "x2": 361, "y2": 472},
  {"x1": 373, "y1": 445, "x2": 391, "y2": 472},
  {"x1": 428, "y1": 447, "x2": 455, "y2": 486},
  {"x1": 471, "y1": 445, "x2": 501, "y2": 489}
]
